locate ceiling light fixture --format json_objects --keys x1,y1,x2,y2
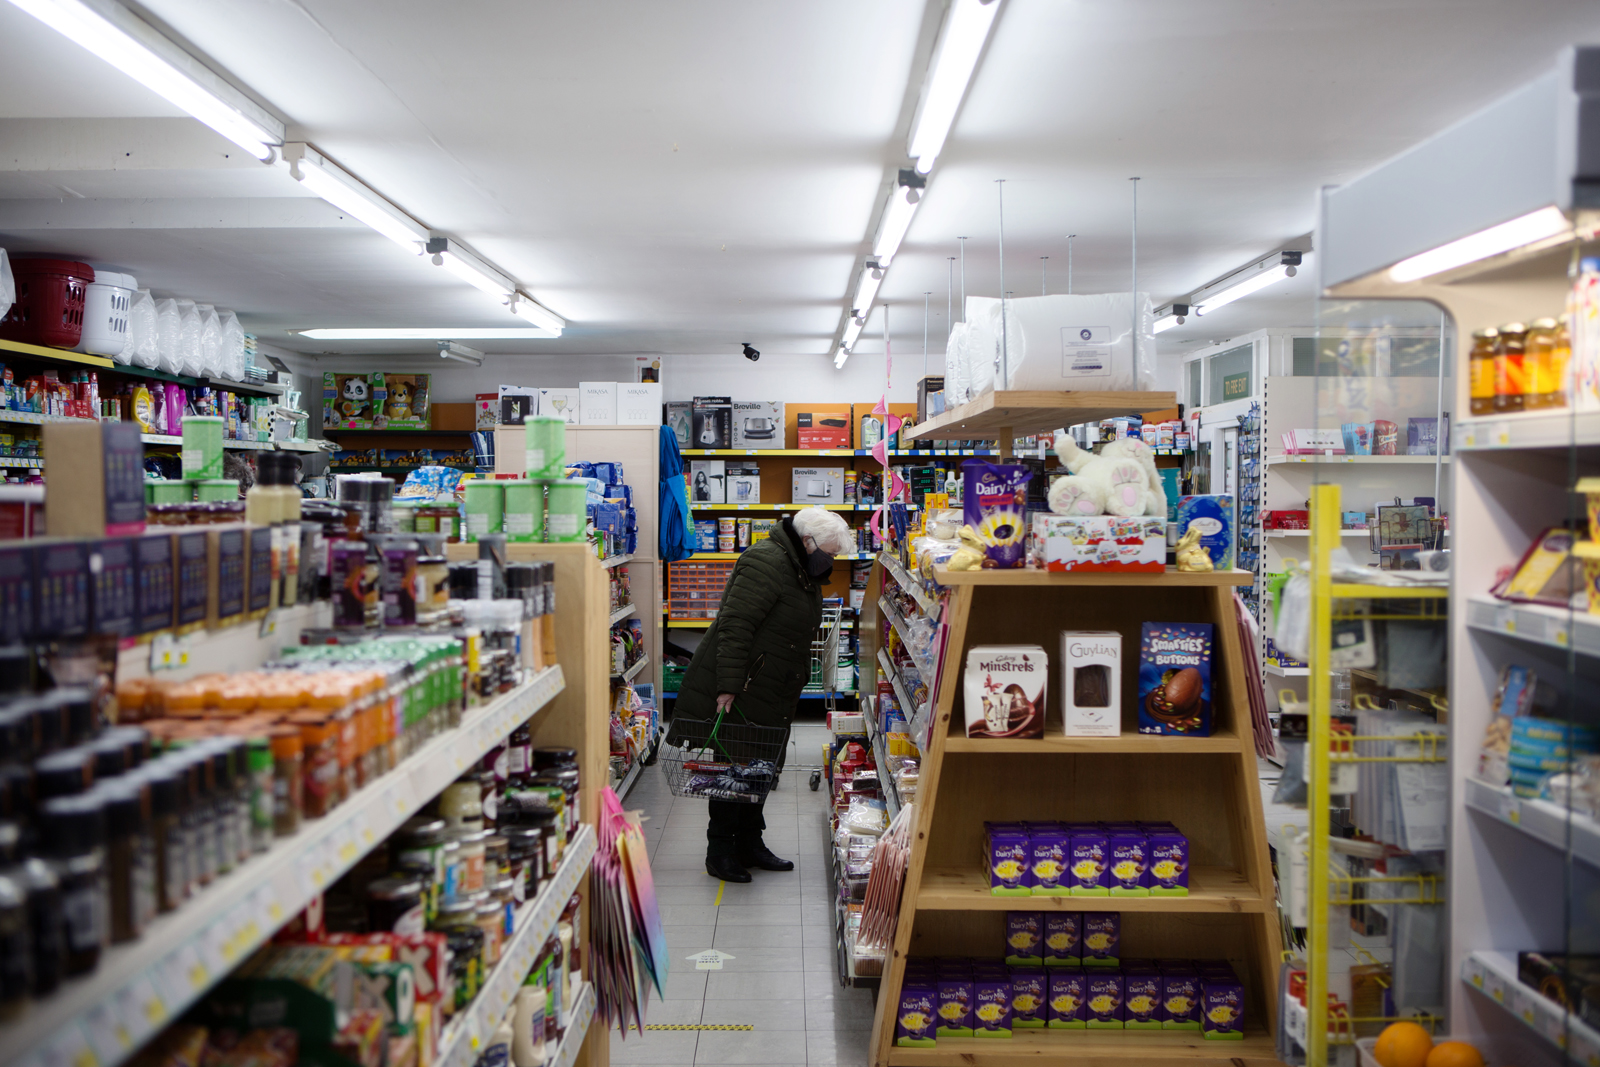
[
  {"x1": 906, "y1": 0, "x2": 1003, "y2": 174},
  {"x1": 1387, "y1": 205, "x2": 1569, "y2": 283},
  {"x1": 852, "y1": 267, "x2": 884, "y2": 319},
  {"x1": 283, "y1": 143, "x2": 427, "y2": 253},
  {"x1": 834, "y1": 346, "x2": 850, "y2": 369},
  {"x1": 510, "y1": 294, "x2": 565, "y2": 336},
  {"x1": 1153, "y1": 303, "x2": 1190, "y2": 334},
  {"x1": 426, "y1": 237, "x2": 515, "y2": 300},
  {"x1": 295, "y1": 328, "x2": 556, "y2": 341},
  {"x1": 841, "y1": 316, "x2": 866, "y2": 352},
  {"x1": 1193, "y1": 252, "x2": 1304, "y2": 315},
  {"x1": 872, "y1": 170, "x2": 927, "y2": 265},
  {"x1": 437, "y1": 341, "x2": 485, "y2": 365},
  {"x1": 7, "y1": 0, "x2": 284, "y2": 161}
]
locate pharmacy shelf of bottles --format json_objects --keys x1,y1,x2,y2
[{"x1": 6, "y1": 667, "x2": 567, "y2": 1067}]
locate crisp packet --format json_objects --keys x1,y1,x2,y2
[
  {"x1": 398, "y1": 465, "x2": 464, "y2": 500},
  {"x1": 963, "y1": 461, "x2": 1032, "y2": 568}
]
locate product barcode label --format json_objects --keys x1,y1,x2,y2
[{"x1": 525, "y1": 448, "x2": 544, "y2": 471}]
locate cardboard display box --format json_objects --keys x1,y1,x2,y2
[
  {"x1": 792, "y1": 467, "x2": 845, "y2": 504},
  {"x1": 726, "y1": 461, "x2": 761, "y2": 504},
  {"x1": 793, "y1": 406, "x2": 852, "y2": 449},
  {"x1": 371, "y1": 372, "x2": 430, "y2": 429},
  {"x1": 689, "y1": 460, "x2": 727, "y2": 504},
  {"x1": 692, "y1": 396, "x2": 733, "y2": 449},
  {"x1": 323, "y1": 372, "x2": 374, "y2": 429},
  {"x1": 733, "y1": 401, "x2": 786, "y2": 448}
]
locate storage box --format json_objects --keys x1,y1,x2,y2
[
  {"x1": 725, "y1": 462, "x2": 761, "y2": 504},
  {"x1": 1032, "y1": 515, "x2": 1165, "y2": 572},
  {"x1": 691, "y1": 396, "x2": 732, "y2": 448},
  {"x1": 1137, "y1": 622, "x2": 1215, "y2": 736},
  {"x1": 792, "y1": 467, "x2": 845, "y2": 504},
  {"x1": 538, "y1": 388, "x2": 580, "y2": 424},
  {"x1": 732, "y1": 401, "x2": 785, "y2": 448},
  {"x1": 795, "y1": 407, "x2": 852, "y2": 449},
  {"x1": 689, "y1": 460, "x2": 727, "y2": 504},
  {"x1": 1060, "y1": 631, "x2": 1121, "y2": 737},
  {"x1": 372, "y1": 373, "x2": 430, "y2": 429},
  {"x1": 42, "y1": 420, "x2": 146, "y2": 537},
  {"x1": 664, "y1": 402, "x2": 692, "y2": 448},
  {"x1": 617, "y1": 383, "x2": 662, "y2": 425},
  {"x1": 964, "y1": 645, "x2": 1046, "y2": 739},
  {"x1": 324, "y1": 372, "x2": 374, "y2": 429},
  {"x1": 579, "y1": 382, "x2": 617, "y2": 425}
]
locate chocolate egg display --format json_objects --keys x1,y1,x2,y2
[{"x1": 1137, "y1": 623, "x2": 1215, "y2": 736}]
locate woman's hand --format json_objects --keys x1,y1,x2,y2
[{"x1": 716, "y1": 692, "x2": 736, "y2": 713}]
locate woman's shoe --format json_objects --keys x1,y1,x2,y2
[
  {"x1": 736, "y1": 843, "x2": 795, "y2": 871},
  {"x1": 706, "y1": 855, "x2": 752, "y2": 882}
]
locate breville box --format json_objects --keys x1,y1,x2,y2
[
  {"x1": 725, "y1": 462, "x2": 761, "y2": 504},
  {"x1": 691, "y1": 396, "x2": 732, "y2": 449},
  {"x1": 792, "y1": 467, "x2": 845, "y2": 504},
  {"x1": 578, "y1": 381, "x2": 617, "y2": 425},
  {"x1": 963, "y1": 645, "x2": 1047, "y2": 739},
  {"x1": 732, "y1": 401, "x2": 785, "y2": 449},
  {"x1": 42, "y1": 420, "x2": 145, "y2": 537},
  {"x1": 1061, "y1": 631, "x2": 1121, "y2": 737},
  {"x1": 689, "y1": 460, "x2": 727, "y2": 504}
]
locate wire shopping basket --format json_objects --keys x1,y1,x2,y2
[{"x1": 660, "y1": 706, "x2": 788, "y2": 804}]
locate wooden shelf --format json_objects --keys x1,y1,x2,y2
[
  {"x1": 942, "y1": 729, "x2": 1245, "y2": 754},
  {"x1": 903, "y1": 390, "x2": 1177, "y2": 442},
  {"x1": 915, "y1": 866, "x2": 1270, "y2": 913},
  {"x1": 884, "y1": 1027, "x2": 1279, "y2": 1066},
  {"x1": 931, "y1": 566, "x2": 1254, "y2": 587}
]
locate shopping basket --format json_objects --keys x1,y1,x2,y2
[{"x1": 660, "y1": 705, "x2": 787, "y2": 804}]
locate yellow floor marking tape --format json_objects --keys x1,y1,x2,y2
[
  {"x1": 714, "y1": 879, "x2": 724, "y2": 906},
  {"x1": 643, "y1": 1024, "x2": 754, "y2": 1031}
]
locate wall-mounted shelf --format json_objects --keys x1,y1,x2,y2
[
  {"x1": 680, "y1": 447, "x2": 1000, "y2": 457},
  {"x1": 690, "y1": 502, "x2": 916, "y2": 512},
  {"x1": 1266, "y1": 454, "x2": 1451, "y2": 465},
  {"x1": 608, "y1": 602, "x2": 637, "y2": 625},
  {"x1": 903, "y1": 390, "x2": 1177, "y2": 442},
  {"x1": 1265, "y1": 663, "x2": 1310, "y2": 677},
  {"x1": 0, "y1": 336, "x2": 115, "y2": 367}
]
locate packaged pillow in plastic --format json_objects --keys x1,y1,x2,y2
[
  {"x1": 127, "y1": 289, "x2": 160, "y2": 368},
  {"x1": 217, "y1": 309, "x2": 246, "y2": 380},
  {"x1": 944, "y1": 321, "x2": 972, "y2": 407},
  {"x1": 0, "y1": 249, "x2": 13, "y2": 322},
  {"x1": 154, "y1": 298, "x2": 183, "y2": 374},
  {"x1": 966, "y1": 292, "x2": 1155, "y2": 394},
  {"x1": 196, "y1": 304, "x2": 222, "y2": 376},
  {"x1": 176, "y1": 299, "x2": 203, "y2": 376}
]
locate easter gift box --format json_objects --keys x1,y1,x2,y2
[
  {"x1": 964, "y1": 645, "x2": 1047, "y2": 739},
  {"x1": 1137, "y1": 622, "x2": 1215, "y2": 736},
  {"x1": 1043, "y1": 913, "x2": 1081, "y2": 966},
  {"x1": 1047, "y1": 970, "x2": 1087, "y2": 1029},
  {"x1": 895, "y1": 982, "x2": 938, "y2": 1047},
  {"x1": 1004, "y1": 912, "x2": 1043, "y2": 965}
]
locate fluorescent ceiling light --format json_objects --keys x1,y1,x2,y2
[
  {"x1": 852, "y1": 269, "x2": 883, "y2": 318},
  {"x1": 427, "y1": 237, "x2": 515, "y2": 300},
  {"x1": 906, "y1": 0, "x2": 1002, "y2": 173},
  {"x1": 438, "y1": 341, "x2": 485, "y2": 365},
  {"x1": 1388, "y1": 205, "x2": 1569, "y2": 283},
  {"x1": 1153, "y1": 314, "x2": 1181, "y2": 334},
  {"x1": 1194, "y1": 263, "x2": 1291, "y2": 315},
  {"x1": 7, "y1": 0, "x2": 284, "y2": 160},
  {"x1": 284, "y1": 143, "x2": 427, "y2": 253},
  {"x1": 510, "y1": 294, "x2": 566, "y2": 335},
  {"x1": 834, "y1": 346, "x2": 850, "y2": 369},
  {"x1": 296, "y1": 328, "x2": 556, "y2": 341},
  {"x1": 872, "y1": 183, "x2": 920, "y2": 264}
]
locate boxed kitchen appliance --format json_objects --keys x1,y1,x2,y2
[
  {"x1": 692, "y1": 396, "x2": 733, "y2": 449},
  {"x1": 733, "y1": 401, "x2": 786, "y2": 448},
  {"x1": 791, "y1": 467, "x2": 844, "y2": 504}
]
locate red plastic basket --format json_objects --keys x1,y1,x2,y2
[{"x1": 0, "y1": 259, "x2": 94, "y2": 348}]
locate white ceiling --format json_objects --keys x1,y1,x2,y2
[{"x1": 1, "y1": 0, "x2": 1598, "y2": 362}]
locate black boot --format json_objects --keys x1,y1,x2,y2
[
  {"x1": 706, "y1": 854, "x2": 752, "y2": 882},
  {"x1": 736, "y1": 842, "x2": 795, "y2": 872}
]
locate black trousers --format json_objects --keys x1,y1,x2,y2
[{"x1": 706, "y1": 797, "x2": 767, "y2": 859}]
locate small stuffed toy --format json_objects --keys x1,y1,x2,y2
[
  {"x1": 387, "y1": 381, "x2": 413, "y2": 421},
  {"x1": 340, "y1": 376, "x2": 369, "y2": 419},
  {"x1": 1049, "y1": 431, "x2": 1168, "y2": 518},
  {"x1": 947, "y1": 525, "x2": 987, "y2": 571},
  {"x1": 1174, "y1": 526, "x2": 1214, "y2": 572}
]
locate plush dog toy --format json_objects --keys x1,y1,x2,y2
[
  {"x1": 387, "y1": 381, "x2": 413, "y2": 421},
  {"x1": 1048, "y1": 431, "x2": 1167, "y2": 518}
]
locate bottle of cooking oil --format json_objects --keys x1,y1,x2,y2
[
  {"x1": 1495, "y1": 322, "x2": 1528, "y2": 412},
  {"x1": 1469, "y1": 327, "x2": 1498, "y2": 415}
]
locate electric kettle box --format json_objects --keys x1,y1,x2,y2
[
  {"x1": 691, "y1": 396, "x2": 733, "y2": 449},
  {"x1": 793, "y1": 406, "x2": 852, "y2": 449},
  {"x1": 726, "y1": 462, "x2": 761, "y2": 504},
  {"x1": 792, "y1": 467, "x2": 844, "y2": 503},
  {"x1": 733, "y1": 401, "x2": 786, "y2": 448},
  {"x1": 689, "y1": 460, "x2": 727, "y2": 504}
]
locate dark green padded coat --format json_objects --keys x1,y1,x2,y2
[{"x1": 669, "y1": 518, "x2": 823, "y2": 746}]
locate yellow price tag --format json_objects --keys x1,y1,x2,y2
[
  {"x1": 114, "y1": 1026, "x2": 132, "y2": 1051},
  {"x1": 189, "y1": 962, "x2": 209, "y2": 990},
  {"x1": 339, "y1": 840, "x2": 358, "y2": 863},
  {"x1": 145, "y1": 994, "x2": 167, "y2": 1026},
  {"x1": 1472, "y1": 973, "x2": 1483, "y2": 988},
  {"x1": 74, "y1": 1048, "x2": 97, "y2": 1067}
]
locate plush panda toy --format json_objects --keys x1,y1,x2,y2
[
  {"x1": 340, "y1": 376, "x2": 369, "y2": 419},
  {"x1": 1048, "y1": 431, "x2": 1167, "y2": 518}
]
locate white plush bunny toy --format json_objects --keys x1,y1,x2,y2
[{"x1": 1048, "y1": 430, "x2": 1168, "y2": 518}]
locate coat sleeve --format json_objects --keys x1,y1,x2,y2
[{"x1": 712, "y1": 551, "x2": 775, "y2": 696}]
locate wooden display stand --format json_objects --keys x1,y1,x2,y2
[{"x1": 862, "y1": 563, "x2": 1283, "y2": 1067}]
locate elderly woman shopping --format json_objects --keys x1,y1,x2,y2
[{"x1": 669, "y1": 506, "x2": 855, "y2": 882}]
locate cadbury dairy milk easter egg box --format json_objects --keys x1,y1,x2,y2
[{"x1": 1137, "y1": 622, "x2": 1214, "y2": 736}]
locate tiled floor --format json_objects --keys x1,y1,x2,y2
[{"x1": 612, "y1": 721, "x2": 878, "y2": 1067}]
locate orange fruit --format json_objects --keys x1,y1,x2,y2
[
  {"x1": 1425, "y1": 1042, "x2": 1485, "y2": 1067},
  {"x1": 1375, "y1": 1021, "x2": 1434, "y2": 1067}
]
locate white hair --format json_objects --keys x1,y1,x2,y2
[{"x1": 791, "y1": 507, "x2": 853, "y2": 555}]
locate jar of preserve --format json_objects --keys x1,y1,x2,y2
[
  {"x1": 502, "y1": 825, "x2": 542, "y2": 902},
  {"x1": 367, "y1": 873, "x2": 426, "y2": 936},
  {"x1": 473, "y1": 891, "x2": 503, "y2": 966},
  {"x1": 454, "y1": 829, "x2": 487, "y2": 896},
  {"x1": 297, "y1": 717, "x2": 340, "y2": 819},
  {"x1": 270, "y1": 728, "x2": 303, "y2": 837},
  {"x1": 484, "y1": 833, "x2": 510, "y2": 883},
  {"x1": 391, "y1": 816, "x2": 448, "y2": 921}
]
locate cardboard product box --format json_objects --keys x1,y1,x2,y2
[
  {"x1": 1061, "y1": 631, "x2": 1121, "y2": 737},
  {"x1": 42, "y1": 420, "x2": 145, "y2": 537},
  {"x1": 963, "y1": 645, "x2": 1047, "y2": 739},
  {"x1": 538, "y1": 388, "x2": 581, "y2": 424},
  {"x1": 1136, "y1": 622, "x2": 1214, "y2": 736},
  {"x1": 35, "y1": 539, "x2": 90, "y2": 640},
  {"x1": 248, "y1": 525, "x2": 275, "y2": 615},
  {"x1": 918, "y1": 377, "x2": 947, "y2": 424},
  {"x1": 174, "y1": 529, "x2": 210, "y2": 630},
  {"x1": 725, "y1": 462, "x2": 761, "y2": 504},
  {"x1": 208, "y1": 526, "x2": 248, "y2": 628},
  {"x1": 0, "y1": 544, "x2": 32, "y2": 644},
  {"x1": 579, "y1": 381, "x2": 618, "y2": 425},
  {"x1": 689, "y1": 460, "x2": 727, "y2": 504},
  {"x1": 795, "y1": 407, "x2": 851, "y2": 449},
  {"x1": 691, "y1": 396, "x2": 733, "y2": 448},
  {"x1": 732, "y1": 401, "x2": 786, "y2": 448},
  {"x1": 498, "y1": 386, "x2": 537, "y2": 426},
  {"x1": 1031, "y1": 515, "x2": 1166, "y2": 572},
  {"x1": 372, "y1": 373, "x2": 430, "y2": 429},
  {"x1": 135, "y1": 533, "x2": 175, "y2": 634},
  {"x1": 664, "y1": 402, "x2": 692, "y2": 448},
  {"x1": 475, "y1": 393, "x2": 499, "y2": 429},
  {"x1": 89, "y1": 537, "x2": 136, "y2": 637},
  {"x1": 617, "y1": 383, "x2": 662, "y2": 425},
  {"x1": 791, "y1": 467, "x2": 845, "y2": 504},
  {"x1": 324, "y1": 372, "x2": 375, "y2": 429},
  {"x1": 1175, "y1": 495, "x2": 1235, "y2": 570}
]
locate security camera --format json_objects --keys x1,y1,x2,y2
[{"x1": 741, "y1": 343, "x2": 760, "y2": 362}]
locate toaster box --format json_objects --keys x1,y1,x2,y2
[
  {"x1": 324, "y1": 372, "x2": 374, "y2": 429},
  {"x1": 664, "y1": 401, "x2": 692, "y2": 448},
  {"x1": 732, "y1": 401, "x2": 786, "y2": 449},
  {"x1": 691, "y1": 396, "x2": 732, "y2": 449},
  {"x1": 1175, "y1": 495, "x2": 1234, "y2": 570},
  {"x1": 371, "y1": 373, "x2": 430, "y2": 429},
  {"x1": 1137, "y1": 622, "x2": 1215, "y2": 736},
  {"x1": 963, "y1": 645, "x2": 1047, "y2": 739},
  {"x1": 689, "y1": 460, "x2": 727, "y2": 504},
  {"x1": 1061, "y1": 630, "x2": 1122, "y2": 737},
  {"x1": 1031, "y1": 515, "x2": 1166, "y2": 572},
  {"x1": 792, "y1": 467, "x2": 844, "y2": 504},
  {"x1": 725, "y1": 462, "x2": 761, "y2": 504},
  {"x1": 793, "y1": 406, "x2": 852, "y2": 449}
]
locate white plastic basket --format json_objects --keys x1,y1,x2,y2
[{"x1": 74, "y1": 270, "x2": 136, "y2": 358}]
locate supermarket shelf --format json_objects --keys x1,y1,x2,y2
[
  {"x1": 0, "y1": 456, "x2": 42, "y2": 468},
  {"x1": 1466, "y1": 593, "x2": 1599, "y2": 657},
  {"x1": 942, "y1": 728, "x2": 1245, "y2": 754},
  {"x1": 435, "y1": 827, "x2": 597, "y2": 1067},
  {"x1": 139, "y1": 433, "x2": 316, "y2": 453},
  {"x1": 914, "y1": 866, "x2": 1270, "y2": 913},
  {"x1": 680, "y1": 448, "x2": 999, "y2": 457},
  {"x1": 612, "y1": 655, "x2": 648, "y2": 684},
  {"x1": 221, "y1": 440, "x2": 270, "y2": 450},
  {"x1": 1266, "y1": 454, "x2": 1451, "y2": 465},
  {"x1": 0, "y1": 410, "x2": 87, "y2": 426},
  {"x1": 824, "y1": 812, "x2": 885, "y2": 988},
  {"x1": 549, "y1": 983, "x2": 596, "y2": 1067},
  {"x1": 1463, "y1": 776, "x2": 1600, "y2": 870},
  {"x1": 690, "y1": 502, "x2": 916, "y2": 512},
  {"x1": 878, "y1": 595, "x2": 936, "y2": 680},
  {"x1": 323, "y1": 428, "x2": 473, "y2": 437},
  {"x1": 140, "y1": 433, "x2": 183, "y2": 445},
  {"x1": 1263, "y1": 529, "x2": 1368, "y2": 538},
  {"x1": 1265, "y1": 664, "x2": 1310, "y2": 677},
  {"x1": 1457, "y1": 410, "x2": 1600, "y2": 451},
  {"x1": 690, "y1": 551, "x2": 875, "y2": 561},
  {"x1": 665, "y1": 619, "x2": 714, "y2": 627},
  {"x1": 880, "y1": 552, "x2": 941, "y2": 620},
  {"x1": 615, "y1": 753, "x2": 647, "y2": 800},
  {"x1": 1462, "y1": 950, "x2": 1600, "y2": 1066},
  {"x1": 877, "y1": 646, "x2": 924, "y2": 726},
  {"x1": 602, "y1": 553, "x2": 634, "y2": 569},
  {"x1": 0, "y1": 337, "x2": 116, "y2": 367},
  {"x1": 1328, "y1": 582, "x2": 1448, "y2": 599},
  {"x1": 932, "y1": 566, "x2": 1254, "y2": 587},
  {"x1": 883, "y1": 1027, "x2": 1278, "y2": 1066},
  {"x1": 4, "y1": 666, "x2": 567, "y2": 1067},
  {"x1": 903, "y1": 389, "x2": 1177, "y2": 443},
  {"x1": 274, "y1": 440, "x2": 325, "y2": 453},
  {"x1": 609, "y1": 602, "x2": 638, "y2": 625}
]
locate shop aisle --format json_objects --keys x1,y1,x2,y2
[{"x1": 616, "y1": 721, "x2": 876, "y2": 1067}]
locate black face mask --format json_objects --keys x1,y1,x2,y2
[{"x1": 805, "y1": 548, "x2": 834, "y2": 580}]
